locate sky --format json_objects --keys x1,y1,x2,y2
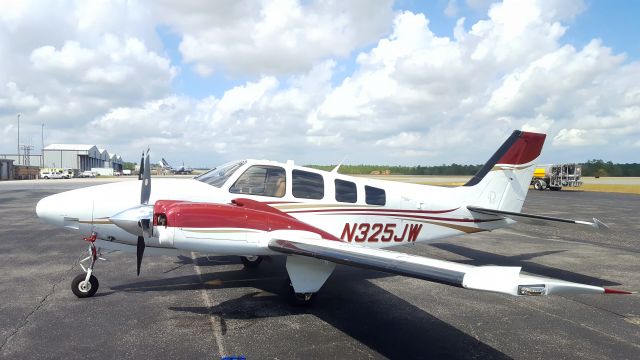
[{"x1": 1, "y1": 0, "x2": 639, "y2": 167}]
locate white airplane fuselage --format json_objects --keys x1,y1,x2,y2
[
  {"x1": 38, "y1": 131, "x2": 628, "y2": 299},
  {"x1": 36, "y1": 159, "x2": 511, "y2": 257}
]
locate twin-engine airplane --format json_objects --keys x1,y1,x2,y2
[{"x1": 36, "y1": 131, "x2": 631, "y2": 303}]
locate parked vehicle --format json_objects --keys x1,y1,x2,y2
[
  {"x1": 40, "y1": 168, "x2": 74, "y2": 179},
  {"x1": 91, "y1": 167, "x2": 114, "y2": 176},
  {"x1": 531, "y1": 163, "x2": 582, "y2": 191},
  {"x1": 40, "y1": 170, "x2": 69, "y2": 179},
  {"x1": 79, "y1": 171, "x2": 96, "y2": 178}
]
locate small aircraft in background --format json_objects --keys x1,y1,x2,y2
[
  {"x1": 36, "y1": 130, "x2": 631, "y2": 303},
  {"x1": 158, "y1": 158, "x2": 193, "y2": 175}
]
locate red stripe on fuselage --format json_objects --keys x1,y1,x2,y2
[
  {"x1": 295, "y1": 211, "x2": 499, "y2": 223},
  {"x1": 284, "y1": 207, "x2": 459, "y2": 215}
]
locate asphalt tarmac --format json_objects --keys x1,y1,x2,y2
[{"x1": 0, "y1": 180, "x2": 638, "y2": 359}]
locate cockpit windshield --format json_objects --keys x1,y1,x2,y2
[{"x1": 195, "y1": 160, "x2": 246, "y2": 187}]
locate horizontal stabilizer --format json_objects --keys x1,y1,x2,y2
[
  {"x1": 268, "y1": 235, "x2": 629, "y2": 296},
  {"x1": 467, "y1": 206, "x2": 609, "y2": 231}
]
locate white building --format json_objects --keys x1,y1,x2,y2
[{"x1": 43, "y1": 144, "x2": 125, "y2": 172}]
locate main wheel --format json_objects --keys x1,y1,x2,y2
[
  {"x1": 240, "y1": 255, "x2": 263, "y2": 268},
  {"x1": 285, "y1": 276, "x2": 314, "y2": 306},
  {"x1": 533, "y1": 180, "x2": 544, "y2": 191},
  {"x1": 71, "y1": 274, "x2": 99, "y2": 298}
]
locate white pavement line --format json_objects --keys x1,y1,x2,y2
[{"x1": 190, "y1": 252, "x2": 227, "y2": 357}]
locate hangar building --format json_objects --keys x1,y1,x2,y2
[{"x1": 43, "y1": 144, "x2": 123, "y2": 172}]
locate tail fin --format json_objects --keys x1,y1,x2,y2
[{"x1": 464, "y1": 130, "x2": 546, "y2": 212}]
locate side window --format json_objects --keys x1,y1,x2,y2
[
  {"x1": 292, "y1": 170, "x2": 324, "y2": 200},
  {"x1": 229, "y1": 165, "x2": 286, "y2": 197},
  {"x1": 335, "y1": 179, "x2": 357, "y2": 203},
  {"x1": 365, "y1": 185, "x2": 386, "y2": 205}
]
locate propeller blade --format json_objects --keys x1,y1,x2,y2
[
  {"x1": 136, "y1": 236, "x2": 145, "y2": 276},
  {"x1": 140, "y1": 149, "x2": 151, "y2": 204},
  {"x1": 138, "y1": 151, "x2": 144, "y2": 180}
]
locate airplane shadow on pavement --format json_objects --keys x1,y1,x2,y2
[
  {"x1": 428, "y1": 243, "x2": 620, "y2": 286},
  {"x1": 113, "y1": 255, "x2": 509, "y2": 359},
  {"x1": 110, "y1": 245, "x2": 618, "y2": 359}
]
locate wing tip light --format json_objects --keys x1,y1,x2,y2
[{"x1": 603, "y1": 288, "x2": 633, "y2": 295}]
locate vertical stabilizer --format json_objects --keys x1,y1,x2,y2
[{"x1": 464, "y1": 131, "x2": 546, "y2": 212}]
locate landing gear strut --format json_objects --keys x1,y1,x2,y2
[
  {"x1": 240, "y1": 255, "x2": 263, "y2": 268},
  {"x1": 71, "y1": 233, "x2": 105, "y2": 298}
]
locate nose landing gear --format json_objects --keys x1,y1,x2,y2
[
  {"x1": 71, "y1": 233, "x2": 105, "y2": 298},
  {"x1": 240, "y1": 255, "x2": 263, "y2": 268}
]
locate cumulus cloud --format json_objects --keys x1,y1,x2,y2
[
  {"x1": 0, "y1": 0, "x2": 175, "y2": 152},
  {"x1": 304, "y1": 0, "x2": 640, "y2": 163},
  {"x1": 1, "y1": 0, "x2": 639, "y2": 166},
  {"x1": 154, "y1": 0, "x2": 395, "y2": 76},
  {"x1": 84, "y1": 60, "x2": 337, "y2": 164}
]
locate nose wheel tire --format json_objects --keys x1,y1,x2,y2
[
  {"x1": 240, "y1": 255, "x2": 263, "y2": 268},
  {"x1": 71, "y1": 274, "x2": 99, "y2": 298}
]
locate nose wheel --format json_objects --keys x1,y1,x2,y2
[
  {"x1": 71, "y1": 273, "x2": 99, "y2": 298},
  {"x1": 72, "y1": 233, "x2": 105, "y2": 298}
]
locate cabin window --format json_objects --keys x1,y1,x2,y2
[
  {"x1": 196, "y1": 160, "x2": 246, "y2": 188},
  {"x1": 229, "y1": 165, "x2": 286, "y2": 197},
  {"x1": 365, "y1": 185, "x2": 386, "y2": 205},
  {"x1": 335, "y1": 179, "x2": 357, "y2": 203},
  {"x1": 292, "y1": 170, "x2": 324, "y2": 200}
]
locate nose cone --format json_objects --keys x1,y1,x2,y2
[
  {"x1": 36, "y1": 190, "x2": 93, "y2": 229},
  {"x1": 36, "y1": 193, "x2": 65, "y2": 226}
]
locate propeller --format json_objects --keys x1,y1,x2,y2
[
  {"x1": 138, "y1": 151, "x2": 144, "y2": 180},
  {"x1": 136, "y1": 148, "x2": 151, "y2": 276}
]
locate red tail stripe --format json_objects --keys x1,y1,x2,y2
[{"x1": 497, "y1": 132, "x2": 546, "y2": 165}]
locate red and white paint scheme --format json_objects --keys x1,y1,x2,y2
[{"x1": 36, "y1": 131, "x2": 631, "y2": 302}]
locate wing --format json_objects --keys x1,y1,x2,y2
[
  {"x1": 268, "y1": 233, "x2": 630, "y2": 296},
  {"x1": 467, "y1": 206, "x2": 609, "y2": 230}
]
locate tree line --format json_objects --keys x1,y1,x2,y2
[
  {"x1": 580, "y1": 160, "x2": 640, "y2": 177},
  {"x1": 307, "y1": 160, "x2": 640, "y2": 177}
]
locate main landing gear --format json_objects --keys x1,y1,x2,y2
[
  {"x1": 286, "y1": 276, "x2": 314, "y2": 306},
  {"x1": 240, "y1": 255, "x2": 263, "y2": 268},
  {"x1": 72, "y1": 233, "x2": 105, "y2": 298},
  {"x1": 240, "y1": 256, "x2": 314, "y2": 305}
]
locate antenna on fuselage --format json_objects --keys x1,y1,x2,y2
[{"x1": 331, "y1": 157, "x2": 347, "y2": 173}]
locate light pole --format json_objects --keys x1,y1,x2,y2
[
  {"x1": 41, "y1": 124, "x2": 44, "y2": 167},
  {"x1": 17, "y1": 113, "x2": 21, "y2": 165}
]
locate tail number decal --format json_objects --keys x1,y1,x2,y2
[{"x1": 340, "y1": 223, "x2": 423, "y2": 243}]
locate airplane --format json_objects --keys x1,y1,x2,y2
[
  {"x1": 158, "y1": 158, "x2": 193, "y2": 175},
  {"x1": 36, "y1": 130, "x2": 632, "y2": 303}
]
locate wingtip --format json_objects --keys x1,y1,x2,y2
[
  {"x1": 592, "y1": 218, "x2": 609, "y2": 231},
  {"x1": 603, "y1": 288, "x2": 633, "y2": 295}
]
